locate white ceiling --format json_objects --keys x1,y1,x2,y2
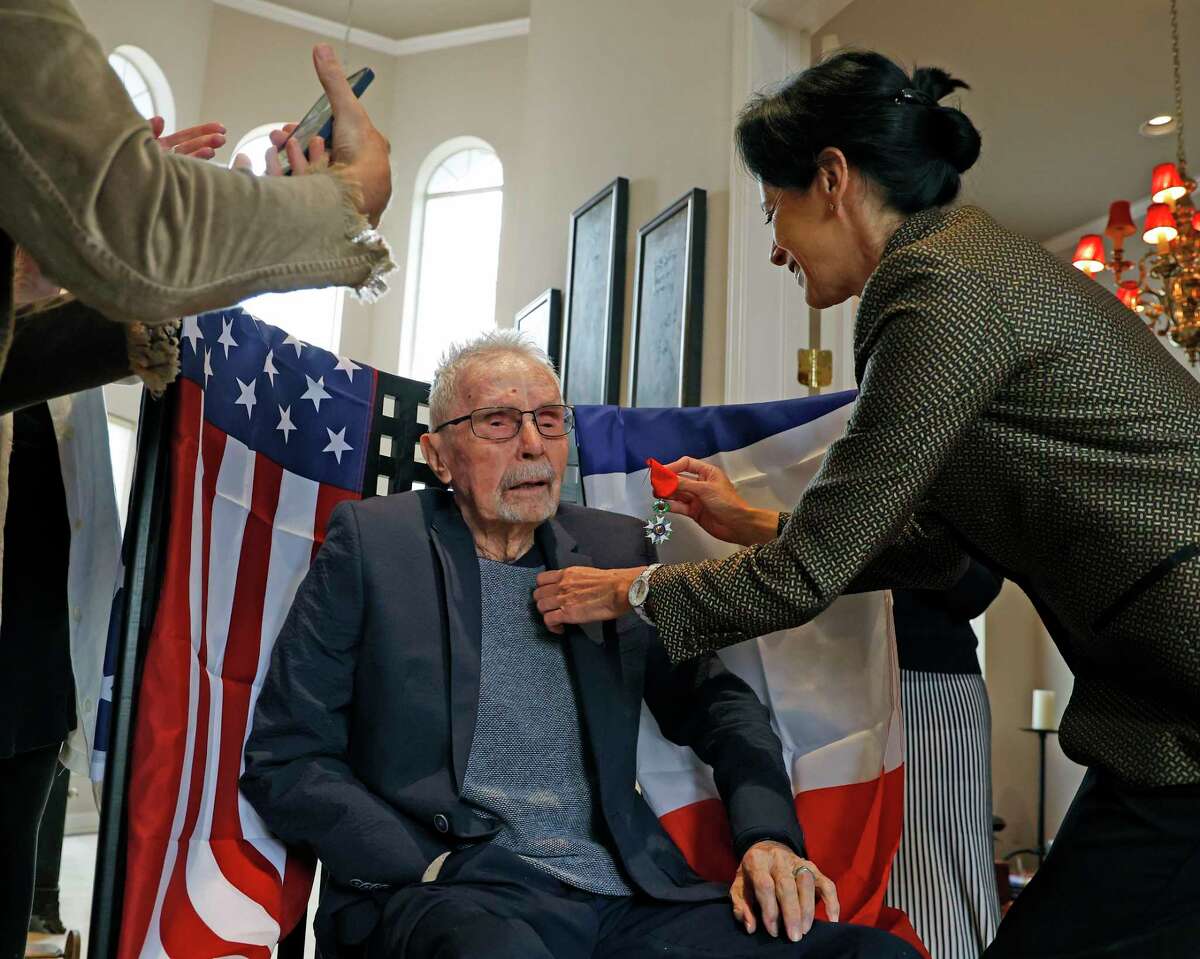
[
  {"x1": 815, "y1": 0, "x2": 1199, "y2": 242},
  {"x1": 272, "y1": 0, "x2": 530, "y2": 40}
]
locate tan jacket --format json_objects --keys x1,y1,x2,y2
[
  {"x1": 648, "y1": 206, "x2": 1200, "y2": 788},
  {"x1": 0, "y1": 0, "x2": 392, "y2": 380}
]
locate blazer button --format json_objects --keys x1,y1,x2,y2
[{"x1": 433, "y1": 813, "x2": 450, "y2": 834}]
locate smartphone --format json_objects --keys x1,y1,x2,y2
[{"x1": 278, "y1": 66, "x2": 374, "y2": 174}]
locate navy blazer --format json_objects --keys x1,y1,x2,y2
[{"x1": 242, "y1": 489, "x2": 804, "y2": 954}]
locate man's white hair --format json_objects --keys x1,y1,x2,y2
[{"x1": 428, "y1": 329, "x2": 562, "y2": 428}]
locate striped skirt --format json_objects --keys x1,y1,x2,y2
[{"x1": 886, "y1": 670, "x2": 1000, "y2": 958}]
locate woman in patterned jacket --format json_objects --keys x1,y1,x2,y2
[{"x1": 535, "y1": 50, "x2": 1200, "y2": 959}]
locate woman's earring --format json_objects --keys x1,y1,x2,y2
[{"x1": 828, "y1": 201, "x2": 837, "y2": 214}]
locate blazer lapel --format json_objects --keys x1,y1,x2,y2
[
  {"x1": 536, "y1": 519, "x2": 605, "y2": 648},
  {"x1": 430, "y1": 501, "x2": 483, "y2": 793},
  {"x1": 537, "y1": 518, "x2": 635, "y2": 801}
]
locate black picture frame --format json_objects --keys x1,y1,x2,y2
[
  {"x1": 514, "y1": 288, "x2": 563, "y2": 372},
  {"x1": 629, "y1": 188, "x2": 706, "y2": 407},
  {"x1": 562, "y1": 177, "x2": 628, "y2": 405}
]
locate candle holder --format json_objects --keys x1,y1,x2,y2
[{"x1": 1010, "y1": 727, "x2": 1058, "y2": 865}]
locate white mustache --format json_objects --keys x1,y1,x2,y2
[{"x1": 500, "y1": 463, "x2": 556, "y2": 491}]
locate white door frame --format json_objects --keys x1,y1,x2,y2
[{"x1": 725, "y1": 0, "x2": 858, "y2": 403}]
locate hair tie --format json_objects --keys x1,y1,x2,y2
[{"x1": 894, "y1": 87, "x2": 935, "y2": 107}]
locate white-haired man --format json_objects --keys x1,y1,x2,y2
[{"x1": 242, "y1": 332, "x2": 917, "y2": 959}]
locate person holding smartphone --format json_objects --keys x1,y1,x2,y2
[{"x1": 0, "y1": 0, "x2": 394, "y2": 394}]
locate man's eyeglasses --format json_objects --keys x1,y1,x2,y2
[{"x1": 432, "y1": 404, "x2": 575, "y2": 441}]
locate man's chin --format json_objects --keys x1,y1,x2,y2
[{"x1": 496, "y1": 488, "x2": 559, "y2": 524}]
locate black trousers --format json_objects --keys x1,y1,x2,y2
[
  {"x1": 985, "y1": 767, "x2": 1200, "y2": 958},
  {"x1": 0, "y1": 743, "x2": 61, "y2": 959},
  {"x1": 368, "y1": 844, "x2": 919, "y2": 959}
]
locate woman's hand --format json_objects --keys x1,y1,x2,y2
[
  {"x1": 661, "y1": 456, "x2": 780, "y2": 546},
  {"x1": 238, "y1": 44, "x2": 391, "y2": 227},
  {"x1": 151, "y1": 116, "x2": 226, "y2": 160},
  {"x1": 731, "y1": 841, "x2": 839, "y2": 941},
  {"x1": 533, "y1": 566, "x2": 644, "y2": 634}
]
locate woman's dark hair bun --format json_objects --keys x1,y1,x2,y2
[
  {"x1": 912, "y1": 66, "x2": 981, "y2": 174},
  {"x1": 735, "y1": 50, "x2": 983, "y2": 214}
]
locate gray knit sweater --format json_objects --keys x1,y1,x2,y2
[{"x1": 459, "y1": 557, "x2": 632, "y2": 895}]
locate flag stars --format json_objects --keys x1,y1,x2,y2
[
  {"x1": 217, "y1": 318, "x2": 239, "y2": 359},
  {"x1": 263, "y1": 349, "x2": 279, "y2": 387},
  {"x1": 203, "y1": 348, "x2": 213, "y2": 385},
  {"x1": 283, "y1": 333, "x2": 305, "y2": 357},
  {"x1": 334, "y1": 355, "x2": 362, "y2": 382},
  {"x1": 323, "y1": 426, "x2": 353, "y2": 464},
  {"x1": 301, "y1": 374, "x2": 331, "y2": 412},
  {"x1": 235, "y1": 377, "x2": 257, "y2": 419},
  {"x1": 276, "y1": 405, "x2": 297, "y2": 443},
  {"x1": 181, "y1": 315, "x2": 203, "y2": 353}
]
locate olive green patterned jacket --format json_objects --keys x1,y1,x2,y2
[{"x1": 647, "y1": 205, "x2": 1200, "y2": 788}]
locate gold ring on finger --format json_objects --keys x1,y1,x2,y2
[{"x1": 792, "y1": 865, "x2": 812, "y2": 879}]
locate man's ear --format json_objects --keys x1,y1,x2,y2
[{"x1": 420, "y1": 432, "x2": 454, "y2": 485}]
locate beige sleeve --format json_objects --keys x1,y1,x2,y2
[{"x1": 0, "y1": 0, "x2": 393, "y2": 325}]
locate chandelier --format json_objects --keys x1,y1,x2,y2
[{"x1": 1071, "y1": 0, "x2": 1199, "y2": 363}]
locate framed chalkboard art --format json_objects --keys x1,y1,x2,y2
[
  {"x1": 628, "y1": 188, "x2": 706, "y2": 408},
  {"x1": 515, "y1": 288, "x2": 563, "y2": 371},
  {"x1": 562, "y1": 177, "x2": 628, "y2": 405}
]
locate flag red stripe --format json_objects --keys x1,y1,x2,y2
[
  {"x1": 118, "y1": 380, "x2": 203, "y2": 959},
  {"x1": 208, "y1": 452, "x2": 285, "y2": 917},
  {"x1": 156, "y1": 419, "x2": 249, "y2": 958},
  {"x1": 311, "y1": 482, "x2": 357, "y2": 561}
]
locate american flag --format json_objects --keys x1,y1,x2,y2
[{"x1": 115, "y1": 307, "x2": 377, "y2": 957}]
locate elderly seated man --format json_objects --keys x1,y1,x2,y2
[{"x1": 241, "y1": 331, "x2": 916, "y2": 959}]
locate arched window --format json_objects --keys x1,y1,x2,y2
[
  {"x1": 226, "y1": 123, "x2": 344, "y2": 353},
  {"x1": 108, "y1": 45, "x2": 175, "y2": 133},
  {"x1": 400, "y1": 139, "x2": 504, "y2": 381}
]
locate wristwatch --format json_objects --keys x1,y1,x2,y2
[{"x1": 628, "y1": 563, "x2": 662, "y2": 625}]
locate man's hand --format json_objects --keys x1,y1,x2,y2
[
  {"x1": 730, "y1": 840, "x2": 839, "y2": 941},
  {"x1": 533, "y1": 566, "x2": 643, "y2": 635}
]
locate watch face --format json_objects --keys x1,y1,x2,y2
[{"x1": 629, "y1": 577, "x2": 648, "y2": 606}]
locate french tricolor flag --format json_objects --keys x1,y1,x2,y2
[{"x1": 575, "y1": 392, "x2": 925, "y2": 956}]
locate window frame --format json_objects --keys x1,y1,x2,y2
[
  {"x1": 109, "y1": 44, "x2": 175, "y2": 133},
  {"x1": 398, "y1": 136, "x2": 503, "y2": 378}
]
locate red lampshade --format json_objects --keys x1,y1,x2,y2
[
  {"x1": 1071, "y1": 234, "x2": 1106, "y2": 274},
  {"x1": 1151, "y1": 162, "x2": 1187, "y2": 203},
  {"x1": 1116, "y1": 280, "x2": 1141, "y2": 311},
  {"x1": 1105, "y1": 200, "x2": 1137, "y2": 240},
  {"x1": 1193, "y1": 210, "x2": 1200, "y2": 232},
  {"x1": 1142, "y1": 203, "x2": 1179, "y2": 245}
]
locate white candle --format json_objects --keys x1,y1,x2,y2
[{"x1": 1032, "y1": 689, "x2": 1056, "y2": 731}]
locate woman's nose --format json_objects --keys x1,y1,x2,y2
[{"x1": 769, "y1": 243, "x2": 789, "y2": 267}]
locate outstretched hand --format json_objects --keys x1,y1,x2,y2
[
  {"x1": 234, "y1": 44, "x2": 391, "y2": 227},
  {"x1": 151, "y1": 115, "x2": 227, "y2": 160},
  {"x1": 731, "y1": 841, "x2": 839, "y2": 941},
  {"x1": 660, "y1": 457, "x2": 779, "y2": 547}
]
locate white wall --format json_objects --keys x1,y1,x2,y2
[
  {"x1": 512, "y1": 0, "x2": 735, "y2": 404},
  {"x1": 72, "y1": 0, "x2": 214, "y2": 131},
  {"x1": 369, "y1": 35, "x2": 530, "y2": 373}
]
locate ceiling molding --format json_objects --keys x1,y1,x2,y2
[
  {"x1": 1041, "y1": 195, "x2": 1152, "y2": 255},
  {"x1": 211, "y1": 0, "x2": 530, "y2": 58},
  {"x1": 750, "y1": 0, "x2": 856, "y2": 34},
  {"x1": 393, "y1": 18, "x2": 530, "y2": 56}
]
